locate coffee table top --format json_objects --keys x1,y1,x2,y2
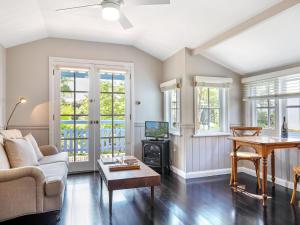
[{"x1": 97, "y1": 157, "x2": 160, "y2": 182}]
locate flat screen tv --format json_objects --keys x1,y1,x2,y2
[{"x1": 145, "y1": 121, "x2": 169, "y2": 139}]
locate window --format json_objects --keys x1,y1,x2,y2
[
  {"x1": 243, "y1": 71, "x2": 300, "y2": 134},
  {"x1": 161, "y1": 79, "x2": 181, "y2": 134},
  {"x1": 254, "y1": 99, "x2": 276, "y2": 129},
  {"x1": 194, "y1": 76, "x2": 232, "y2": 134}
]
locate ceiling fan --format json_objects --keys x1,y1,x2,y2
[{"x1": 56, "y1": 0, "x2": 170, "y2": 30}]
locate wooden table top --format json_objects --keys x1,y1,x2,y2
[
  {"x1": 228, "y1": 136, "x2": 300, "y2": 145},
  {"x1": 97, "y1": 157, "x2": 160, "y2": 182}
]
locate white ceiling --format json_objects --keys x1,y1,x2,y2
[
  {"x1": 203, "y1": 3, "x2": 300, "y2": 75},
  {"x1": 1, "y1": 0, "x2": 299, "y2": 75}
]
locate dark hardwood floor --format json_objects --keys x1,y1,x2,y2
[{"x1": 2, "y1": 172, "x2": 300, "y2": 225}]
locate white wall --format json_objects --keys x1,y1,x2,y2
[
  {"x1": 6, "y1": 38, "x2": 163, "y2": 155},
  {"x1": 163, "y1": 48, "x2": 243, "y2": 174},
  {"x1": 0, "y1": 45, "x2": 6, "y2": 128}
]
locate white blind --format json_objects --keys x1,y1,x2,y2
[
  {"x1": 160, "y1": 79, "x2": 181, "y2": 92},
  {"x1": 194, "y1": 76, "x2": 233, "y2": 88},
  {"x1": 243, "y1": 74, "x2": 300, "y2": 100}
]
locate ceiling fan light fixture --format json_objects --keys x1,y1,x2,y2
[{"x1": 102, "y1": 2, "x2": 120, "y2": 21}]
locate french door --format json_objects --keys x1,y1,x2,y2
[{"x1": 51, "y1": 61, "x2": 132, "y2": 172}]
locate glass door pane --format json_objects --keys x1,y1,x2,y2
[
  {"x1": 99, "y1": 70, "x2": 127, "y2": 157},
  {"x1": 59, "y1": 69, "x2": 90, "y2": 163}
]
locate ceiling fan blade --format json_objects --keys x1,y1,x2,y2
[
  {"x1": 56, "y1": 4, "x2": 101, "y2": 11},
  {"x1": 119, "y1": 12, "x2": 133, "y2": 30},
  {"x1": 127, "y1": 0, "x2": 170, "y2": 6}
]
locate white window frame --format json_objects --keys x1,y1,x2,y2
[
  {"x1": 161, "y1": 79, "x2": 181, "y2": 135},
  {"x1": 193, "y1": 76, "x2": 232, "y2": 135},
  {"x1": 242, "y1": 66, "x2": 300, "y2": 136}
]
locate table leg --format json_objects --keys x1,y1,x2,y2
[
  {"x1": 271, "y1": 151, "x2": 275, "y2": 187},
  {"x1": 100, "y1": 176, "x2": 103, "y2": 191},
  {"x1": 262, "y1": 156, "x2": 268, "y2": 206},
  {"x1": 151, "y1": 186, "x2": 154, "y2": 206},
  {"x1": 232, "y1": 141, "x2": 238, "y2": 190},
  {"x1": 109, "y1": 190, "x2": 113, "y2": 215}
]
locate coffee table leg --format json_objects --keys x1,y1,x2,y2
[
  {"x1": 151, "y1": 186, "x2": 154, "y2": 207},
  {"x1": 109, "y1": 190, "x2": 113, "y2": 215}
]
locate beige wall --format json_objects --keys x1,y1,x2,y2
[
  {"x1": 7, "y1": 38, "x2": 163, "y2": 125},
  {"x1": 6, "y1": 38, "x2": 163, "y2": 149},
  {"x1": 163, "y1": 48, "x2": 243, "y2": 172},
  {"x1": 0, "y1": 45, "x2": 6, "y2": 128}
]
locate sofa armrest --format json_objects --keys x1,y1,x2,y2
[
  {"x1": 0, "y1": 166, "x2": 45, "y2": 183},
  {"x1": 0, "y1": 167, "x2": 46, "y2": 217},
  {"x1": 39, "y1": 145, "x2": 59, "y2": 156}
]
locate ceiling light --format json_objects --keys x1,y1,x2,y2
[{"x1": 102, "y1": 2, "x2": 120, "y2": 21}]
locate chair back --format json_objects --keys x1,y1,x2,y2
[{"x1": 230, "y1": 126, "x2": 262, "y2": 137}]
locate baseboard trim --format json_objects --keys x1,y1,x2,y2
[{"x1": 171, "y1": 166, "x2": 231, "y2": 179}]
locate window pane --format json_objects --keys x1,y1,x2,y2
[
  {"x1": 61, "y1": 139, "x2": 75, "y2": 162},
  {"x1": 75, "y1": 117, "x2": 89, "y2": 138},
  {"x1": 61, "y1": 71, "x2": 74, "y2": 91},
  {"x1": 114, "y1": 138, "x2": 125, "y2": 153},
  {"x1": 199, "y1": 108, "x2": 208, "y2": 130},
  {"x1": 100, "y1": 72, "x2": 112, "y2": 92},
  {"x1": 199, "y1": 87, "x2": 208, "y2": 108},
  {"x1": 100, "y1": 93, "x2": 112, "y2": 115},
  {"x1": 100, "y1": 116, "x2": 112, "y2": 138},
  {"x1": 287, "y1": 98, "x2": 300, "y2": 106},
  {"x1": 270, "y1": 108, "x2": 276, "y2": 129},
  {"x1": 113, "y1": 73, "x2": 125, "y2": 93},
  {"x1": 60, "y1": 92, "x2": 74, "y2": 115},
  {"x1": 114, "y1": 117, "x2": 125, "y2": 137},
  {"x1": 75, "y1": 93, "x2": 89, "y2": 115},
  {"x1": 257, "y1": 108, "x2": 268, "y2": 128},
  {"x1": 100, "y1": 138, "x2": 112, "y2": 154},
  {"x1": 75, "y1": 139, "x2": 88, "y2": 162},
  {"x1": 269, "y1": 99, "x2": 275, "y2": 107},
  {"x1": 113, "y1": 94, "x2": 125, "y2": 115},
  {"x1": 210, "y1": 109, "x2": 220, "y2": 130},
  {"x1": 75, "y1": 72, "x2": 89, "y2": 92},
  {"x1": 209, "y1": 88, "x2": 220, "y2": 108},
  {"x1": 60, "y1": 117, "x2": 74, "y2": 139},
  {"x1": 256, "y1": 99, "x2": 268, "y2": 107},
  {"x1": 287, "y1": 107, "x2": 300, "y2": 137}
]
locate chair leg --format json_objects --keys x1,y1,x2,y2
[
  {"x1": 230, "y1": 156, "x2": 234, "y2": 186},
  {"x1": 255, "y1": 159, "x2": 261, "y2": 191},
  {"x1": 290, "y1": 174, "x2": 298, "y2": 204}
]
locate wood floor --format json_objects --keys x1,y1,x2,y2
[{"x1": 2, "y1": 172, "x2": 300, "y2": 225}]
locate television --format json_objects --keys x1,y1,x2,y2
[{"x1": 145, "y1": 121, "x2": 169, "y2": 139}]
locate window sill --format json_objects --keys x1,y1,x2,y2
[
  {"x1": 193, "y1": 132, "x2": 231, "y2": 137},
  {"x1": 169, "y1": 131, "x2": 181, "y2": 137}
]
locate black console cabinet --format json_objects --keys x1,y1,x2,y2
[{"x1": 142, "y1": 139, "x2": 170, "y2": 174}]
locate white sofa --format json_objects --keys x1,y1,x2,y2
[{"x1": 0, "y1": 136, "x2": 69, "y2": 222}]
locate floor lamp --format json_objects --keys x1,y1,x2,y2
[{"x1": 5, "y1": 97, "x2": 27, "y2": 130}]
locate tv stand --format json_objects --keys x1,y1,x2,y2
[{"x1": 142, "y1": 139, "x2": 170, "y2": 174}]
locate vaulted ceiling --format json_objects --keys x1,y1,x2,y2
[{"x1": 0, "y1": 0, "x2": 299, "y2": 75}]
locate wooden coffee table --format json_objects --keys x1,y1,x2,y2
[{"x1": 97, "y1": 157, "x2": 161, "y2": 215}]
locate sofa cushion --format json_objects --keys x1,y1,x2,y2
[
  {"x1": 38, "y1": 162, "x2": 68, "y2": 197},
  {"x1": 4, "y1": 139, "x2": 39, "y2": 168},
  {"x1": 0, "y1": 129, "x2": 22, "y2": 139},
  {"x1": 0, "y1": 144, "x2": 10, "y2": 169},
  {"x1": 24, "y1": 133, "x2": 44, "y2": 160},
  {"x1": 38, "y1": 152, "x2": 69, "y2": 167}
]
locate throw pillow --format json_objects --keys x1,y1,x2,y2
[
  {"x1": 4, "y1": 138, "x2": 39, "y2": 168},
  {"x1": 24, "y1": 133, "x2": 44, "y2": 160}
]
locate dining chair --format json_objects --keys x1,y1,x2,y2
[
  {"x1": 229, "y1": 126, "x2": 262, "y2": 190},
  {"x1": 290, "y1": 166, "x2": 300, "y2": 204}
]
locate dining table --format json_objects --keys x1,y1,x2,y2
[{"x1": 228, "y1": 136, "x2": 300, "y2": 206}]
